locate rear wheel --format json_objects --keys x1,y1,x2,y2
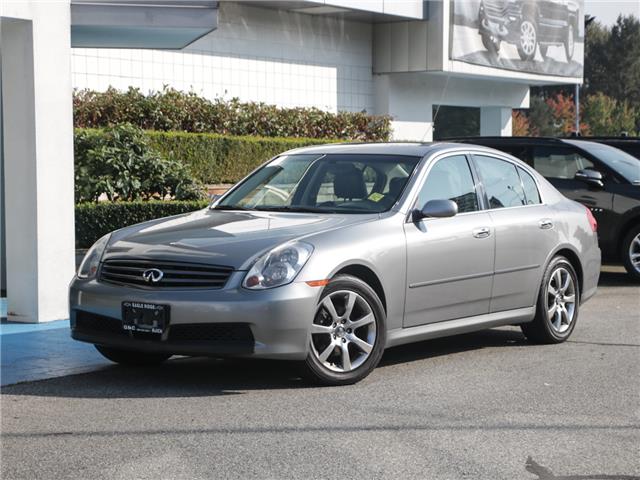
[
  {"x1": 621, "y1": 225, "x2": 640, "y2": 281},
  {"x1": 521, "y1": 256, "x2": 579, "y2": 344},
  {"x1": 564, "y1": 24, "x2": 575, "y2": 61},
  {"x1": 302, "y1": 275, "x2": 386, "y2": 386},
  {"x1": 95, "y1": 345, "x2": 172, "y2": 366}
]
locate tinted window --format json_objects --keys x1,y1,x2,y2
[
  {"x1": 518, "y1": 167, "x2": 541, "y2": 205},
  {"x1": 531, "y1": 147, "x2": 594, "y2": 179},
  {"x1": 417, "y1": 155, "x2": 479, "y2": 213},
  {"x1": 568, "y1": 141, "x2": 640, "y2": 184},
  {"x1": 475, "y1": 156, "x2": 527, "y2": 209}
]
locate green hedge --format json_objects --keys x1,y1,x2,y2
[
  {"x1": 147, "y1": 131, "x2": 330, "y2": 184},
  {"x1": 76, "y1": 200, "x2": 209, "y2": 248},
  {"x1": 74, "y1": 87, "x2": 392, "y2": 141}
]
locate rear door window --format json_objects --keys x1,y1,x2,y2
[
  {"x1": 475, "y1": 155, "x2": 527, "y2": 209},
  {"x1": 518, "y1": 167, "x2": 542, "y2": 205}
]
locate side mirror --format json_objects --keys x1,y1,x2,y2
[
  {"x1": 575, "y1": 169, "x2": 603, "y2": 188},
  {"x1": 413, "y1": 199, "x2": 458, "y2": 222}
]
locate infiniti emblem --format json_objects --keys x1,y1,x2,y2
[{"x1": 142, "y1": 268, "x2": 164, "y2": 283}]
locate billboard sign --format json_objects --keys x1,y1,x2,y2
[{"x1": 450, "y1": 0, "x2": 585, "y2": 78}]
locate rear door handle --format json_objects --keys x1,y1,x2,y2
[
  {"x1": 539, "y1": 219, "x2": 554, "y2": 230},
  {"x1": 472, "y1": 227, "x2": 491, "y2": 239}
]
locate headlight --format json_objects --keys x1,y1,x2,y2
[
  {"x1": 243, "y1": 241, "x2": 313, "y2": 290},
  {"x1": 77, "y1": 234, "x2": 111, "y2": 279}
]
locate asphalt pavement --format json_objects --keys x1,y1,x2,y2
[{"x1": 1, "y1": 267, "x2": 639, "y2": 480}]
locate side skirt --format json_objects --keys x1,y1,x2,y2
[{"x1": 385, "y1": 306, "x2": 536, "y2": 348}]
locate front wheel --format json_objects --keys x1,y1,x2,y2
[
  {"x1": 517, "y1": 17, "x2": 538, "y2": 61},
  {"x1": 302, "y1": 275, "x2": 386, "y2": 386},
  {"x1": 521, "y1": 256, "x2": 579, "y2": 344},
  {"x1": 621, "y1": 225, "x2": 640, "y2": 281},
  {"x1": 95, "y1": 345, "x2": 172, "y2": 366}
]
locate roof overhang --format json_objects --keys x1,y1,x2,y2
[{"x1": 70, "y1": 0, "x2": 218, "y2": 49}]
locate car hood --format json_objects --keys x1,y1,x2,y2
[{"x1": 103, "y1": 208, "x2": 377, "y2": 270}]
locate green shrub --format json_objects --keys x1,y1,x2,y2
[
  {"x1": 74, "y1": 87, "x2": 392, "y2": 141},
  {"x1": 147, "y1": 131, "x2": 330, "y2": 184},
  {"x1": 75, "y1": 124, "x2": 205, "y2": 202},
  {"x1": 75, "y1": 201, "x2": 209, "y2": 248}
]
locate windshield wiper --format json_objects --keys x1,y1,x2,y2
[
  {"x1": 254, "y1": 206, "x2": 330, "y2": 213},
  {"x1": 211, "y1": 204, "x2": 250, "y2": 211}
]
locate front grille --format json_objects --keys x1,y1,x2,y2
[
  {"x1": 484, "y1": 0, "x2": 520, "y2": 19},
  {"x1": 484, "y1": 0, "x2": 508, "y2": 18},
  {"x1": 168, "y1": 323, "x2": 254, "y2": 344},
  {"x1": 100, "y1": 259, "x2": 233, "y2": 289}
]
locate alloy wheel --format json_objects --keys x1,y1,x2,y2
[
  {"x1": 520, "y1": 21, "x2": 537, "y2": 57},
  {"x1": 628, "y1": 232, "x2": 640, "y2": 274},
  {"x1": 546, "y1": 267, "x2": 576, "y2": 334},
  {"x1": 310, "y1": 290, "x2": 377, "y2": 373}
]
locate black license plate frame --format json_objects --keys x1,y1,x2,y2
[{"x1": 122, "y1": 302, "x2": 169, "y2": 335}]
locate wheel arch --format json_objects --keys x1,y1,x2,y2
[
  {"x1": 616, "y1": 215, "x2": 640, "y2": 259},
  {"x1": 551, "y1": 247, "x2": 584, "y2": 300},
  {"x1": 334, "y1": 264, "x2": 387, "y2": 314}
]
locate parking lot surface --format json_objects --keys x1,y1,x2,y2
[{"x1": 1, "y1": 267, "x2": 639, "y2": 480}]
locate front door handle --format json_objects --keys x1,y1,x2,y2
[
  {"x1": 472, "y1": 227, "x2": 491, "y2": 239},
  {"x1": 539, "y1": 219, "x2": 554, "y2": 230}
]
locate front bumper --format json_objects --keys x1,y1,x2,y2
[{"x1": 69, "y1": 272, "x2": 320, "y2": 360}]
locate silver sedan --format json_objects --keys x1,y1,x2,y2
[{"x1": 70, "y1": 143, "x2": 601, "y2": 385}]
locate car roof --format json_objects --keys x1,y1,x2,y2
[
  {"x1": 446, "y1": 136, "x2": 571, "y2": 145},
  {"x1": 281, "y1": 142, "x2": 502, "y2": 157}
]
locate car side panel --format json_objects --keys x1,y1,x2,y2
[{"x1": 488, "y1": 204, "x2": 560, "y2": 312}]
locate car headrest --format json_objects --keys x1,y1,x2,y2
[
  {"x1": 334, "y1": 166, "x2": 367, "y2": 200},
  {"x1": 389, "y1": 177, "x2": 406, "y2": 198}
]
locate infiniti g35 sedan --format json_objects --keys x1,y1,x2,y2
[{"x1": 70, "y1": 143, "x2": 601, "y2": 385}]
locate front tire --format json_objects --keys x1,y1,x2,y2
[
  {"x1": 95, "y1": 345, "x2": 172, "y2": 366},
  {"x1": 517, "y1": 16, "x2": 538, "y2": 61},
  {"x1": 621, "y1": 225, "x2": 640, "y2": 281},
  {"x1": 302, "y1": 275, "x2": 386, "y2": 386},
  {"x1": 521, "y1": 256, "x2": 579, "y2": 344}
]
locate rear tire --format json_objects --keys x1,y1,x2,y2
[
  {"x1": 301, "y1": 275, "x2": 386, "y2": 386},
  {"x1": 95, "y1": 345, "x2": 172, "y2": 366},
  {"x1": 621, "y1": 225, "x2": 640, "y2": 281},
  {"x1": 564, "y1": 24, "x2": 575, "y2": 61},
  {"x1": 521, "y1": 256, "x2": 579, "y2": 344}
]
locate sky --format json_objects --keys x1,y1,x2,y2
[{"x1": 584, "y1": 0, "x2": 640, "y2": 25}]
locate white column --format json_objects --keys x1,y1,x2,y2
[
  {"x1": 374, "y1": 75, "x2": 434, "y2": 141},
  {"x1": 480, "y1": 107, "x2": 513, "y2": 137},
  {"x1": 1, "y1": 1, "x2": 75, "y2": 322}
]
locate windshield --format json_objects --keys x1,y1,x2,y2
[
  {"x1": 215, "y1": 153, "x2": 421, "y2": 214},
  {"x1": 570, "y1": 141, "x2": 640, "y2": 184}
]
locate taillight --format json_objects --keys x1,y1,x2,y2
[{"x1": 585, "y1": 207, "x2": 597, "y2": 233}]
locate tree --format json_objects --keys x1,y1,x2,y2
[
  {"x1": 582, "y1": 93, "x2": 637, "y2": 136},
  {"x1": 583, "y1": 15, "x2": 640, "y2": 129}
]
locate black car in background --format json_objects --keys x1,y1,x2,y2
[
  {"x1": 479, "y1": 0, "x2": 579, "y2": 61},
  {"x1": 567, "y1": 137, "x2": 640, "y2": 160},
  {"x1": 451, "y1": 137, "x2": 640, "y2": 280}
]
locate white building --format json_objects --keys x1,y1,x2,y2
[{"x1": 1, "y1": 0, "x2": 584, "y2": 322}]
